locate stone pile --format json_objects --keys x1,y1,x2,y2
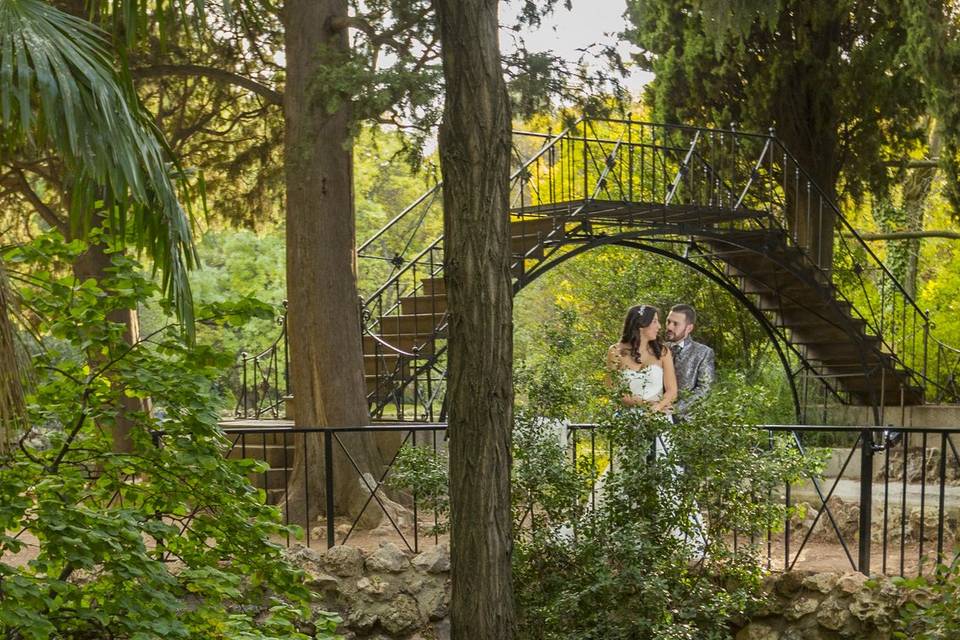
[
  {"x1": 735, "y1": 571, "x2": 910, "y2": 640},
  {"x1": 286, "y1": 543, "x2": 450, "y2": 640}
]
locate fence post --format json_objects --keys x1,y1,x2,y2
[
  {"x1": 858, "y1": 428, "x2": 874, "y2": 574},
  {"x1": 325, "y1": 430, "x2": 335, "y2": 549}
]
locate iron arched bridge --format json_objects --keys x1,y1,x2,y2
[{"x1": 239, "y1": 117, "x2": 960, "y2": 425}]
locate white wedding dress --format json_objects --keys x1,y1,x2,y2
[
  {"x1": 598, "y1": 365, "x2": 704, "y2": 553},
  {"x1": 620, "y1": 365, "x2": 673, "y2": 457}
]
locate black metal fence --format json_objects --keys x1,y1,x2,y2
[
  {"x1": 224, "y1": 424, "x2": 447, "y2": 553},
  {"x1": 224, "y1": 422, "x2": 960, "y2": 577}
]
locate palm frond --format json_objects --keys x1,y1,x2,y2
[
  {"x1": 0, "y1": 0, "x2": 198, "y2": 336},
  {"x1": 0, "y1": 260, "x2": 25, "y2": 452}
]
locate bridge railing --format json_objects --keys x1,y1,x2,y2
[
  {"x1": 771, "y1": 140, "x2": 960, "y2": 404},
  {"x1": 234, "y1": 302, "x2": 289, "y2": 419},
  {"x1": 222, "y1": 421, "x2": 960, "y2": 577}
]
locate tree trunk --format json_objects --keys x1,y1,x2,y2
[
  {"x1": 282, "y1": 0, "x2": 385, "y2": 530},
  {"x1": 73, "y1": 240, "x2": 149, "y2": 454},
  {"x1": 433, "y1": 1, "x2": 515, "y2": 638},
  {"x1": 773, "y1": 7, "x2": 842, "y2": 270},
  {"x1": 899, "y1": 127, "x2": 942, "y2": 298}
]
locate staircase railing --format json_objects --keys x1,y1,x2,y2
[
  {"x1": 357, "y1": 123, "x2": 583, "y2": 419},
  {"x1": 234, "y1": 301, "x2": 289, "y2": 419}
]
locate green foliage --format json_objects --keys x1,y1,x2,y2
[
  {"x1": 1, "y1": 233, "x2": 340, "y2": 639},
  {"x1": 0, "y1": 0, "x2": 199, "y2": 331},
  {"x1": 388, "y1": 444, "x2": 449, "y2": 534},
  {"x1": 625, "y1": 0, "x2": 930, "y2": 202},
  {"x1": 894, "y1": 557, "x2": 960, "y2": 639},
  {"x1": 388, "y1": 360, "x2": 821, "y2": 638},
  {"x1": 513, "y1": 382, "x2": 823, "y2": 640},
  {"x1": 514, "y1": 244, "x2": 798, "y2": 422}
]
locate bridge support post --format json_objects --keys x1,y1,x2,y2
[{"x1": 858, "y1": 428, "x2": 874, "y2": 575}]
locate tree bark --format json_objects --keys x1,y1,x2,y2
[
  {"x1": 73, "y1": 240, "x2": 149, "y2": 454},
  {"x1": 898, "y1": 128, "x2": 942, "y2": 298},
  {"x1": 772, "y1": 6, "x2": 843, "y2": 269},
  {"x1": 282, "y1": 0, "x2": 385, "y2": 529},
  {"x1": 433, "y1": 1, "x2": 515, "y2": 638}
]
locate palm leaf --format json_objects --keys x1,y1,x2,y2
[
  {"x1": 0, "y1": 260, "x2": 25, "y2": 451},
  {"x1": 0, "y1": 0, "x2": 198, "y2": 336}
]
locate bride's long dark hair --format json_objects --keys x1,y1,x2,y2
[{"x1": 620, "y1": 304, "x2": 663, "y2": 362}]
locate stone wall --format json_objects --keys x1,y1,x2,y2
[
  {"x1": 735, "y1": 571, "x2": 909, "y2": 640},
  {"x1": 286, "y1": 543, "x2": 450, "y2": 640},
  {"x1": 286, "y1": 544, "x2": 916, "y2": 640}
]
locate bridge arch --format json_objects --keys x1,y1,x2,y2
[{"x1": 511, "y1": 231, "x2": 803, "y2": 422}]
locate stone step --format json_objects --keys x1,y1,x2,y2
[{"x1": 363, "y1": 333, "x2": 438, "y2": 354}]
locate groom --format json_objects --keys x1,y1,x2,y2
[{"x1": 665, "y1": 304, "x2": 715, "y2": 418}]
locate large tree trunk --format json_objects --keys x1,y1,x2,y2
[
  {"x1": 282, "y1": 0, "x2": 385, "y2": 529},
  {"x1": 433, "y1": 1, "x2": 515, "y2": 638}
]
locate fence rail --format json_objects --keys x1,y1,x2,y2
[{"x1": 223, "y1": 422, "x2": 960, "y2": 577}]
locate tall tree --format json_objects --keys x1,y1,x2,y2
[
  {"x1": 624, "y1": 0, "x2": 933, "y2": 268},
  {"x1": 281, "y1": 0, "x2": 403, "y2": 526},
  {"x1": 433, "y1": 0, "x2": 515, "y2": 637}
]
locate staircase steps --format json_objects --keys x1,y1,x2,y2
[
  {"x1": 362, "y1": 334, "x2": 437, "y2": 354},
  {"x1": 378, "y1": 314, "x2": 446, "y2": 335},
  {"x1": 399, "y1": 294, "x2": 447, "y2": 315},
  {"x1": 703, "y1": 230, "x2": 923, "y2": 404}
]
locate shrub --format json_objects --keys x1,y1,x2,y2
[{"x1": 1, "y1": 234, "x2": 340, "y2": 639}]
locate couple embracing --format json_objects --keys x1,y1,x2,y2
[{"x1": 606, "y1": 304, "x2": 715, "y2": 421}]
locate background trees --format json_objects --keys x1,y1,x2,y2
[{"x1": 624, "y1": 0, "x2": 959, "y2": 269}]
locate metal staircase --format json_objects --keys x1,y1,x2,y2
[{"x1": 239, "y1": 117, "x2": 960, "y2": 423}]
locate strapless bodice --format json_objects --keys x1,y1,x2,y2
[{"x1": 621, "y1": 365, "x2": 664, "y2": 402}]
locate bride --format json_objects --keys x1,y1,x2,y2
[
  {"x1": 601, "y1": 304, "x2": 704, "y2": 552},
  {"x1": 606, "y1": 304, "x2": 677, "y2": 417}
]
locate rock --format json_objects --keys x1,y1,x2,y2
[
  {"x1": 305, "y1": 570, "x2": 340, "y2": 592},
  {"x1": 415, "y1": 581, "x2": 450, "y2": 621},
  {"x1": 285, "y1": 544, "x2": 325, "y2": 568},
  {"x1": 413, "y1": 544, "x2": 451, "y2": 573},
  {"x1": 357, "y1": 576, "x2": 394, "y2": 598},
  {"x1": 343, "y1": 606, "x2": 378, "y2": 634},
  {"x1": 802, "y1": 572, "x2": 840, "y2": 594},
  {"x1": 366, "y1": 542, "x2": 410, "y2": 573},
  {"x1": 815, "y1": 595, "x2": 848, "y2": 631},
  {"x1": 404, "y1": 573, "x2": 426, "y2": 595},
  {"x1": 849, "y1": 589, "x2": 894, "y2": 627},
  {"x1": 379, "y1": 593, "x2": 422, "y2": 634},
  {"x1": 836, "y1": 572, "x2": 868, "y2": 595},
  {"x1": 325, "y1": 545, "x2": 365, "y2": 577},
  {"x1": 776, "y1": 571, "x2": 811, "y2": 597},
  {"x1": 784, "y1": 595, "x2": 820, "y2": 621},
  {"x1": 735, "y1": 621, "x2": 781, "y2": 640}
]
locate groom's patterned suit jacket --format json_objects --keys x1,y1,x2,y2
[{"x1": 672, "y1": 338, "x2": 715, "y2": 417}]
